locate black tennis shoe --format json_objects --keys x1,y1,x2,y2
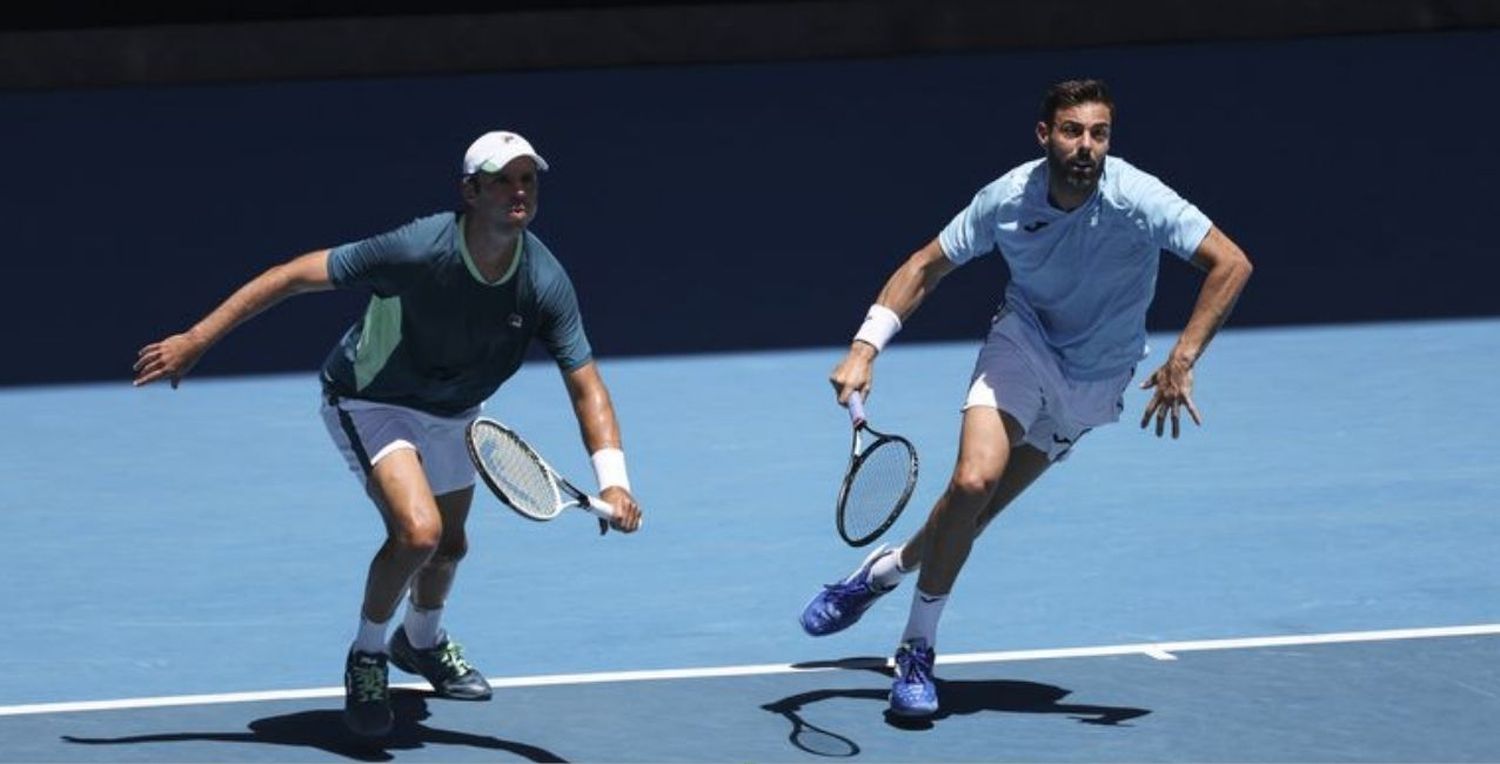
[
  {"x1": 343, "y1": 650, "x2": 393, "y2": 737},
  {"x1": 388, "y1": 626, "x2": 493, "y2": 700}
]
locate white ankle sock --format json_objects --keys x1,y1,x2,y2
[
  {"x1": 869, "y1": 546, "x2": 909, "y2": 590},
  {"x1": 403, "y1": 603, "x2": 445, "y2": 649},
  {"x1": 353, "y1": 615, "x2": 390, "y2": 654},
  {"x1": 900, "y1": 588, "x2": 948, "y2": 647}
]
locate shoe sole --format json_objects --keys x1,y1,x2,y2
[
  {"x1": 887, "y1": 703, "x2": 938, "y2": 717},
  {"x1": 429, "y1": 686, "x2": 493, "y2": 701}
]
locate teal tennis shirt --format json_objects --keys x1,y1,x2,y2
[{"x1": 320, "y1": 212, "x2": 593, "y2": 416}]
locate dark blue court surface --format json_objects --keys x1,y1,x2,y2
[
  {"x1": 3, "y1": 633, "x2": 1499, "y2": 761},
  {"x1": 2, "y1": 319, "x2": 1498, "y2": 761}
]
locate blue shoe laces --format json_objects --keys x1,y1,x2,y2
[{"x1": 896, "y1": 644, "x2": 934, "y2": 688}]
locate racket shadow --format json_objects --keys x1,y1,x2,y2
[
  {"x1": 61, "y1": 688, "x2": 567, "y2": 763},
  {"x1": 765, "y1": 658, "x2": 1151, "y2": 747}
]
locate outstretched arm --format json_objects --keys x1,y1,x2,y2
[
  {"x1": 133, "y1": 249, "x2": 334, "y2": 387},
  {"x1": 829, "y1": 238, "x2": 959, "y2": 404},
  {"x1": 1140, "y1": 226, "x2": 1254, "y2": 437},
  {"x1": 562, "y1": 360, "x2": 642, "y2": 533}
]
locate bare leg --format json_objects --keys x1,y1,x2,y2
[
  {"x1": 409, "y1": 486, "x2": 474, "y2": 610},
  {"x1": 900, "y1": 407, "x2": 1049, "y2": 595},
  {"x1": 897, "y1": 438, "x2": 1052, "y2": 573},
  {"x1": 361, "y1": 449, "x2": 442, "y2": 623},
  {"x1": 973, "y1": 444, "x2": 1051, "y2": 535}
]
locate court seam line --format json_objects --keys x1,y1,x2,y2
[{"x1": 3, "y1": 622, "x2": 1496, "y2": 717}]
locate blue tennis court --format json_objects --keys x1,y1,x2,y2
[{"x1": 2, "y1": 318, "x2": 1498, "y2": 761}]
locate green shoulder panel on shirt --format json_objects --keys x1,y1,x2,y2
[{"x1": 352, "y1": 295, "x2": 402, "y2": 392}]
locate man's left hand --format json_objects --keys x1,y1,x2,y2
[
  {"x1": 600, "y1": 486, "x2": 642, "y2": 534},
  {"x1": 1139, "y1": 358, "x2": 1202, "y2": 439}
]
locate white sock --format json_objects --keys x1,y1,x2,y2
[
  {"x1": 353, "y1": 615, "x2": 390, "y2": 654},
  {"x1": 900, "y1": 587, "x2": 948, "y2": 648},
  {"x1": 403, "y1": 603, "x2": 445, "y2": 649},
  {"x1": 869, "y1": 545, "x2": 909, "y2": 591}
]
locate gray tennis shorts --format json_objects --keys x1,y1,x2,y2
[
  {"x1": 320, "y1": 393, "x2": 479, "y2": 495},
  {"x1": 963, "y1": 310, "x2": 1132, "y2": 462}
]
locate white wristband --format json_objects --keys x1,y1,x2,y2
[
  {"x1": 853, "y1": 304, "x2": 902, "y2": 352},
  {"x1": 590, "y1": 447, "x2": 631, "y2": 492}
]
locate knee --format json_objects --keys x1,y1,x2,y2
[
  {"x1": 949, "y1": 466, "x2": 1000, "y2": 502},
  {"x1": 430, "y1": 534, "x2": 469, "y2": 566},
  {"x1": 392, "y1": 514, "x2": 443, "y2": 557}
]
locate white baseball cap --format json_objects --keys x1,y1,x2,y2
[{"x1": 461, "y1": 131, "x2": 549, "y2": 176}]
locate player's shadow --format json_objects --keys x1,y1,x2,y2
[
  {"x1": 61, "y1": 688, "x2": 565, "y2": 763},
  {"x1": 762, "y1": 657, "x2": 1150, "y2": 755}
]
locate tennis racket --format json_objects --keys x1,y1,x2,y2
[
  {"x1": 466, "y1": 417, "x2": 619, "y2": 529},
  {"x1": 835, "y1": 391, "x2": 919, "y2": 547}
]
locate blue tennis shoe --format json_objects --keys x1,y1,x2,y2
[
  {"x1": 889, "y1": 638, "x2": 939, "y2": 716},
  {"x1": 799, "y1": 544, "x2": 898, "y2": 636}
]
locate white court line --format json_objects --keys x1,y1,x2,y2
[{"x1": 2, "y1": 622, "x2": 1497, "y2": 718}]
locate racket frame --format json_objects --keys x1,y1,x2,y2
[
  {"x1": 465, "y1": 417, "x2": 617, "y2": 523},
  {"x1": 835, "y1": 391, "x2": 919, "y2": 547}
]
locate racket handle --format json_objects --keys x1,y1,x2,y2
[
  {"x1": 586, "y1": 496, "x2": 642, "y2": 532},
  {"x1": 584, "y1": 496, "x2": 617, "y2": 520},
  {"x1": 847, "y1": 390, "x2": 867, "y2": 427}
]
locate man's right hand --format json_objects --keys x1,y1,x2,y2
[
  {"x1": 829, "y1": 342, "x2": 878, "y2": 405},
  {"x1": 133, "y1": 332, "x2": 207, "y2": 388}
]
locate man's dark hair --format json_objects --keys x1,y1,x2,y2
[{"x1": 1040, "y1": 79, "x2": 1114, "y2": 124}]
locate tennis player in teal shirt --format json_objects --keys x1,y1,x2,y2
[{"x1": 135, "y1": 131, "x2": 643, "y2": 737}]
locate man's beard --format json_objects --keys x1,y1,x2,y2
[{"x1": 1050, "y1": 148, "x2": 1099, "y2": 190}]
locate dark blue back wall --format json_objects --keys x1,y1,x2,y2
[{"x1": 3, "y1": 30, "x2": 1494, "y2": 385}]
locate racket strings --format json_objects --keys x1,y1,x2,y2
[
  {"x1": 472, "y1": 426, "x2": 560, "y2": 519},
  {"x1": 843, "y1": 439, "x2": 916, "y2": 538}
]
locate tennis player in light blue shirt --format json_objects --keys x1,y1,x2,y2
[
  {"x1": 940, "y1": 154, "x2": 1214, "y2": 381},
  {"x1": 799, "y1": 79, "x2": 1254, "y2": 718}
]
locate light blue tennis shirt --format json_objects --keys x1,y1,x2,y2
[{"x1": 939, "y1": 155, "x2": 1212, "y2": 380}]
